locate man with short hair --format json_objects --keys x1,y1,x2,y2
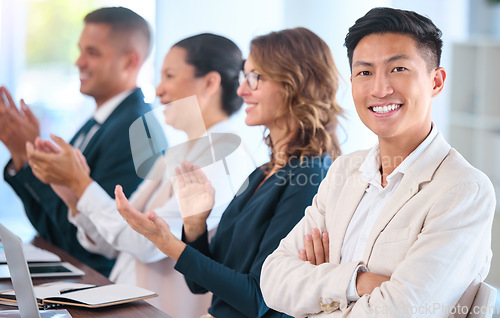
[
  {"x1": 261, "y1": 7, "x2": 495, "y2": 317},
  {"x1": 0, "y1": 7, "x2": 162, "y2": 276}
]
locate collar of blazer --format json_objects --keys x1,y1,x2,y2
[
  {"x1": 364, "y1": 131, "x2": 451, "y2": 260},
  {"x1": 329, "y1": 132, "x2": 451, "y2": 264},
  {"x1": 104, "y1": 88, "x2": 144, "y2": 122}
]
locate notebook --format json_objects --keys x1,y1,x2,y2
[{"x1": 0, "y1": 222, "x2": 71, "y2": 317}]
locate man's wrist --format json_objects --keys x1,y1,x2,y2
[
  {"x1": 11, "y1": 155, "x2": 28, "y2": 173},
  {"x1": 347, "y1": 265, "x2": 367, "y2": 302},
  {"x1": 71, "y1": 175, "x2": 93, "y2": 197},
  {"x1": 6, "y1": 159, "x2": 28, "y2": 176},
  {"x1": 69, "y1": 207, "x2": 80, "y2": 217}
]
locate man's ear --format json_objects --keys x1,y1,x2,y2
[
  {"x1": 122, "y1": 50, "x2": 141, "y2": 72},
  {"x1": 432, "y1": 67, "x2": 446, "y2": 97}
]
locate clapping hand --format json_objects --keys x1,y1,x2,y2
[
  {"x1": 0, "y1": 86, "x2": 39, "y2": 170},
  {"x1": 115, "y1": 184, "x2": 185, "y2": 261},
  {"x1": 174, "y1": 161, "x2": 215, "y2": 242},
  {"x1": 27, "y1": 136, "x2": 90, "y2": 214},
  {"x1": 26, "y1": 134, "x2": 92, "y2": 197}
]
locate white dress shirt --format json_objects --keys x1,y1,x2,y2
[
  {"x1": 66, "y1": 90, "x2": 133, "y2": 246},
  {"x1": 73, "y1": 89, "x2": 132, "y2": 151},
  {"x1": 342, "y1": 126, "x2": 437, "y2": 301}
]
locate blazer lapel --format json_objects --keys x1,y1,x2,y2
[
  {"x1": 363, "y1": 132, "x2": 451, "y2": 261},
  {"x1": 330, "y1": 169, "x2": 369, "y2": 264},
  {"x1": 82, "y1": 88, "x2": 143, "y2": 156}
]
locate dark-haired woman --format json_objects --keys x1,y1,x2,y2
[{"x1": 116, "y1": 27, "x2": 344, "y2": 317}]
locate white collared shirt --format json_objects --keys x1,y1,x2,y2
[
  {"x1": 342, "y1": 125, "x2": 438, "y2": 301},
  {"x1": 73, "y1": 89, "x2": 134, "y2": 151},
  {"x1": 93, "y1": 89, "x2": 133, "y2": 124}
]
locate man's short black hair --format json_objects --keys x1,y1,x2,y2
[
  {"x1": 344, "y1": 7, "x2": 442, "y2": 71},
  {"x1": 84, "y1": 7, "x2": 151, "y2": 58}
]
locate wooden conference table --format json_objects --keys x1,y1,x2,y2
[{"x1": 0, "y1": 236, "x2": 170, "y2": 318}]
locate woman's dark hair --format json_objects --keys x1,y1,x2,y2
[
  {"x1": 345, "y1": 7, "x2": 443, "y2": 71},
  {"x1": 174, "y1": 33, "x2": 243, "y2": 116}
]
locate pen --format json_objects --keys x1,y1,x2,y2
[{"x1": 59, "y1": 285, "x2": 98, "y2": 294}]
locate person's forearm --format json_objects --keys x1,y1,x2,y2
[
  {"x1": 63, "y1": 198, "x2": 79, "y2": 216},
  {"x1": 155, "y1": 234, "x2": 186, "y2": 261},
  {"x1": 11, "y1": 153, "x2": 27, "y2": 172},
  {"x1": 183, "y1": 221, "x2": 207, "y2": 242},
  {"x1": 69, "y1": 174, "x2": 93, "y2": 197},
  {"x1": 355, "y1": 272, "x2": 390, "y2": 296},
  {"x1": 68, "y1": 206, "x2": 80, "y2": 217},
  {"x1": 176, "y1": 246, "x2": 267, "y2": 316}
]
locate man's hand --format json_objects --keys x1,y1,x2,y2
[
  {"x1": 298, "y1": 227, "x2": 390, "y2": 297},
  {"x1": 28, "y1": 136, "x2": 90, "y2": 215},
  {"x1": 115, "y1": 184, "x2": 186, "y2": 261},
  {"x1": 26, "y1": 134, "x2": 92, "y2": 196},
  {"x1": 174, "y1": 161, "x2": 214, "y2": 242},
  {"x1": 299, "y1": 228, "x2": 329, "y2": 265},
  {"x1": 356, "y1": 272, "x2": 390, "y2": 296},
  {"x1": 0, "y1": 86, "x2": 39, "y2": 171}
]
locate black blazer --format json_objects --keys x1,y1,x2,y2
[
  {"x1": 4, "y1": 88, "x2": 165, "y2": 276},
  {"x1": 175, "y1": 155, "x2": 332, "y2": 317}
]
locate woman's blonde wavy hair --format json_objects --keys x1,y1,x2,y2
[{"x1": 249, "y1": 27, "x2": 343, "y2": 169}]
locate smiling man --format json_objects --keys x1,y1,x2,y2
[
  {"x1": 260, "y1": 7, "x2": 495, "y2": 317},
  {"x1": 0, "y1": 7, "x2": 161, "y2": 276}
]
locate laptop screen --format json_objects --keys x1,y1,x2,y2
[
  {"x1": 0, "y1": 222, "x2": 41, "y2": 318},
  {"x1": 0, "y1": 224, "x2": 73, "y2": 317}
]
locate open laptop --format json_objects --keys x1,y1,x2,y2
[{"x1": 0, "y1": 222, "x2": 71, "y2": 317}]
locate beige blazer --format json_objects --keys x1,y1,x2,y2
[{"x1": 261, "y1": 132, "x2": 496, "y2": 317}]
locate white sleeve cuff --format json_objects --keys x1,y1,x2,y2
[
  {"x1": 76, "y1": 181, "x2": 112, "y2": 216},
  {"x1": 67, "y1": 208, "x2": 82, "y2": 225},
  {"x1": 346, "y1": 264, "x2": 368, "y2": 302}
]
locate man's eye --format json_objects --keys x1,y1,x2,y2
[
  {"x1": 358, "y1": 71, "x2": 371, "y2": 76},
  {"x1": 393, "y1": 67, "x2": 406, "y2": 72}
]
